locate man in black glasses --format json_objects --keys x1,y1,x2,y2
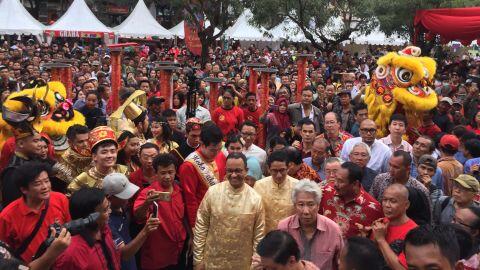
[{"x1": 340, "y1": 119, "x2": 392, "y2": 173}]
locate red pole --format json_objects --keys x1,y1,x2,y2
[
  {"x1": 159, "y1": 69, "x2": 172, "y2": 109},
  {"x1": 209, "y1": 82, "x2": 219, "y2": 112},
  {"x1": 255, "y1": 68, "x2": 277, "y2": 148},
  {"x1": 249, "y1": 67, "x2": 258, "y2": 93},
  {"x1": 50, "y1": 67, "x2": 60, "y2": 81},
  {"x1": 109, "y1": 49, "x2": 122, "y2": 112},
  {"x1": 65, "y1": 66, "x2": 73, "y2": 99},
  {"x1": 296, "y1": 57, "x2": 307, "y2": 102}
]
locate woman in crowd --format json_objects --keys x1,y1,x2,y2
[
  {"x1": 79, "y1": 91, "x2": 106, "y2": 130},
  {"x1": 116, "y1": 130, "x2": 141, "y2": 173},
  {"x1": 261, "y1": 97, "x2": 291, "y2": 146},
  {"x1": 147, "y1": 116, "x2": 179, "y2": 153},
  {"x1": 172, "y1": 91, "x2": 185, "y2": 110}
]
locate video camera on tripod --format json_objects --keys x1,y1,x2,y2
[{"x1": 33, "y1": 212, "x2": 100, "y2": 260}]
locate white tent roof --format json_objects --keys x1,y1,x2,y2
[
  {"x1": 225, "y1": 9, "x2": 276, "y2": 41},
  {"x1": 169, "y1": 20, "x2": 220, "y2": 39},
  {"x1": 0, "y1": 0, "x2": 45, "y2": 35},
  {"x1": 46, "y1": 0, "x2": 111, "y2": 34},
  {"x1": 113, "y1": 0, "x2": 173, "y2": 38},
  {"x1": 269, "y1": 18, "x2": 307, "y2": 42},
  {"x1": 349, "y1": 30, "x2": 408, "y2": 46}
]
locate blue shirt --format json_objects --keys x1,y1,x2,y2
[
  {"x1": 247, "y1": 156, "x2": 263, "y2": 181},
  {"x1": 303, "y1": 157, "x2": 325, "y2": 180},
  {"x1": 454, "y1": 151, "x2": 468, "y2": 165},
  {"x1": 464, "y1": 157, "x2": 480, "y2": 175},
  {"x1": 109, "y1": 209, "x2": 137, "y2": 270}
]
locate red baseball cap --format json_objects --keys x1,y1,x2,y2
[{"x1": 440, "y1": 134, "x2": 459, "y2": 150}]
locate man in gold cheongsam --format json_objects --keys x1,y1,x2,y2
[
  {"x1": 254, "y1": 150, "x2": 299, "y2": 233},
  {"x1": 193, "y1": 152, "x2": 265, "y2": 270}
]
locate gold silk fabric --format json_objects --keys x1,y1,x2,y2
[
  {"x1": 253, "y1": 176, "x2": 299, "y2": 233},
  {"x1": 67, "y1": 164, "x2": 129, "y2": 194},
  {"x1": 54, "y1": 148, "x2": 92, "y2": 183},
  {"x1": 193, "y1": 181, "x2": 265, "y2": 270}
]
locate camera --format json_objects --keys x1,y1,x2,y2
[{"x1": 33, "y1": 212, "x2": 100, "y2": 260}]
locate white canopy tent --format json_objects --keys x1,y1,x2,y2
[
  {"x1": 0, "y1": 0, "x2": 45, "y2": 35},
  {"x1": 113, "y1": 0, "x2": 173, "y2": 39},
  {"x1": 45, "y1": 0, "x2": 112, "y2": 38},
  {"x1": 225, "y1": 9, "x2": 277, "y2": 42},
  {"x1": 169, "y1": 20, "x2": 220, "y2": 39},
  {"x1": 269, "y1": 18, "x2": 307, "y2": 43}
]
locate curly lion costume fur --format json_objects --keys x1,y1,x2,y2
[
  {"x1": 0, "y1": 81, "x2": 85, "y2": 150},
  {"x1": 364, "y1": 46, "x2": 438, "y2": 138}
]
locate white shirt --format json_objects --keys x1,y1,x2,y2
[
  {"x1": 243, "y1": 144, "x2": 267, "y2": 169},
  {"x1": 340, "y1": 137, "x2": 392, "y2": 173},
  {"x1": 176, "y1": 105, "x2": 211, "y2": 132}
]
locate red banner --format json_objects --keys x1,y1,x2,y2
[{"x1": 184, "y1": 21, "x2": 203, "y2": 56}]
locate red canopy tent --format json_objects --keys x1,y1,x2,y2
[{"x1": 414, "y1": 7, "x2": 480, "y2": 45}]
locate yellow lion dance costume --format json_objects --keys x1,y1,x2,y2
[
  {"x1": 0, "y1": 81, "x2": 85, "y2": 151},
  {"x1": 364, "y1": 46, "x2": 438, "y2": 138}
]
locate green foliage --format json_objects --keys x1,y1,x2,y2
[
  {"x1": 245, "y1": 0, "x2": 378, "y2": 51},
  {"x1": 169, "y1": 0, "x2": 244, "y2": 65},
  {"x1": 373, "y1": 0, "x2": 480, "y2": 39}
]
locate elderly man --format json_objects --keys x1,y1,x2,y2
[
  {"x1": 340, "y1": 119, "x2": 391, "y2": 173},
  {"x1": 320, "y1": 162, "x2": 383, "y2": 238},
  {"x1": 194, "y1": 153, "x2": 265, "y2": 270},
  {"x1": 318, "y1": 112, "x2": 352, "y2": 157},
  {"x1": 348, "y1": 142, "x2": 378, "y2": 191},
  {"x1": 254, "y1": 150, "x2": 299, "y2": 233},
  {"x1": 321, "y1": 157, "x2": 343, "y2": 187},
  {"x1": 433, "y1": 174, "x2": 479, "y2": 225},
  {"x1": 278, "y1": 180, "x2": 343, "y2": 270},
  {"x1": 303, "y1": 137, "x2": 330, "y2": 180},
  {"x1": 370, "y1": 150, "x2": 429, "y2": 202}
]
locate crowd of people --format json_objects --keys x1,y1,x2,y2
[{"x1": 0, "y1": 37, "x2": 478, "y2": 270}]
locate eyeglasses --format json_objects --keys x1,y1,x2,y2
[
  {"x1": 226, "y1": 168, "x2": 245, "y2": 174},
  {"x1": 270, "y1": 168, "x2": 287, "y2": 175},
  {"x1": 360, "y1": 128, "x2": 376, "y2": 134}
]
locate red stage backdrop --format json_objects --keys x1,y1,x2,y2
[{"x1": 414, "y1": 7, "x2": 480, "y2": 45}]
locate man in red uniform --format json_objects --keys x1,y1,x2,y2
[
  {"x1": 242, "y1": 93, "x2": 262, "y2": 144},
  {"x1": 134, "y1": 153, "x2": 189, "y2": 269},
  {"x1": 320, "y1": 162, "x2": 383, "y2": 238},
  {"x1": 0, "y1": 161, "x2": 71, "y2": 263},
  {"x1": 179, "y1": 124, "x2": 225, "y2": 228}
]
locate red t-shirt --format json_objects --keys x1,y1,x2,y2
[
  {"x1": 133, "y1": 182, "x2": 186, "y2": 269},
  {"x1": 0, "y1": 192, "x2": 71, "y2": 262},
  {"x1": 386, "y1": 218, "x2": 418, "y2": 244},
  {"x1": 212, "y1": 106, "x2": 245, "y2": 138},
  {"x1": 418, "y1": 124, "x2": 442, "y2": 139},
  {"x1": 53, "y1": 226, "x2": 121, "y2": 270}
]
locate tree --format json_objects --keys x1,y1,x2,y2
[
  {"x1": 170, "y1": 0, "x2": 244, "y2": 66},
  {"x1": 245, "y1": 0, "x2": 377, "y2": 52},
  {"x1": 373, "y1": 0, "x2": 480, "y2": 39}
]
